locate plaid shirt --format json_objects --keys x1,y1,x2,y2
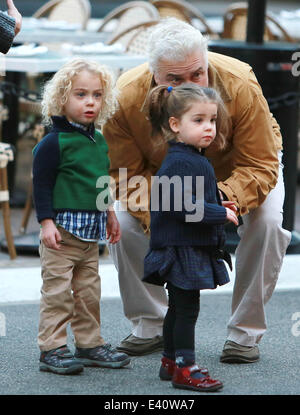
[{"x1": 56, "y1": 211, "x2": 107, "y2": 242}]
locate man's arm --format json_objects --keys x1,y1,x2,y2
[
  {"x1": 0, "y1": 10, "x2": 15, "y2": 54},
  {"x1": 0, "y1": 0, "x2": 22, "y2": 54},
  {"x1": 103, "y1": 106, "x2": 155, "y2": 232},
  {"x1": 7, "y1": 0, "x2": 21, "y2": 35},
  {"x1": 218, "y1": 74, "x2": 280, "y2": 216}
]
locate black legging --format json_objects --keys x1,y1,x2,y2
[{"x1": 163, "y1": 282, "x2": 200, "y2": 355}]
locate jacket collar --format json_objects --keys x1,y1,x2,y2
[
  {"x1": 140, "y1": 66, "x2": 155, "y2": 113},
  {"x1": 168, "y1": 140, "x2": 205, "y2": 156},
  {"x1": 51, "y1": 116, "x2": 96, "y2": 141},
  {"x1": 207, "y1": 58, "x2": 232, "y2": 103},
  {"x1": 140, "y1": 55, "x2": 232, "y2": 112}
]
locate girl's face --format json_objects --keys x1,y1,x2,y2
[
  {"x1": 63, "y1": 69, "x2": 103, "y2": 126},
  {"x1": 169, "y1": 101, "x2": 217, "y2": 150}
]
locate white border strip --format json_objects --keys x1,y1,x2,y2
[{"x1": 0, "y1": 255, "x2": 300, "y2": 303}]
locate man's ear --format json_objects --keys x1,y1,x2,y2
[
  {"x1": 153, "y1": 71, "x2": 161, "y2": 86},
  {"x1": 169, "y1": 116, "x2": 179, "y2": 133}
]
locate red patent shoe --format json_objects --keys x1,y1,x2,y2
[
  {"x1": 159, "y1": 357, "x2": 209, "y2": 381},
  {"x1": 172, "y1": 364, "x2": 223, "y2": 392}
]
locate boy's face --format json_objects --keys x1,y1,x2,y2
[{"x1": 63, "y1": 69, "x2": 103, "y2": 126}]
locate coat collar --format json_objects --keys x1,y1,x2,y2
[
  {"x1": 168, "y1": 140, "x2": 206, "y2": 156},
  {"x1": 51, "y1": 116, "x2": 96, "y2": 141},
  {"x1": 207, "y1": 57, "x2": 232, "y2": 103}
]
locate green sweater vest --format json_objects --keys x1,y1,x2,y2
[{"x1": 53, "y1": 129, "x2": 110, "y2": 211}]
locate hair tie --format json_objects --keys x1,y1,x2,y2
[{"x1": 167, "y1": 86, "x2": 173, "y2": 93}]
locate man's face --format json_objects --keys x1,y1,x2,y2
[{"x1": 153, "y1": 50, "x2": 208, "y2": 88}]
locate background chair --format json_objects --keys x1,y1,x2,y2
[
  {"x1": 24, "y1": 0, "x2": 92, "y2": 119},
  {"x1": 0, "y1": 143, "x2": 17, "y2": 259},
  {"x1": 33, "y1": 0, "x2": 91, "y2": 29},
  {"x1": 150, "y1": 0, "x2": 218, "y2": 37},
  {"x1": 97, "y1": 1, "x2": 160, "y2": 43},
  {"x1": 107, "y1": 20, "x2": 159, "y2": 55},
  {"x1": 222, "y1": 2, "x2": 294, "y2": 42}
]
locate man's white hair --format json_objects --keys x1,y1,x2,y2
[{"x1": 148, "y1": 18, "x2": 208, "y2": 73}]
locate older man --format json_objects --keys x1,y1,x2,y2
[
  {"x1": 0, "y1": 0, "x2": 22, "y2": 54},
  {"x1": 103, "y1": 18, "x2": 291, "y2": 361}
]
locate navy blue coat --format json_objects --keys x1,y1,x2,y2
[{"x1": 149, "y1": 141, "x2": 227, "y2": 249}]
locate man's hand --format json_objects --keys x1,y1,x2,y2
[
  {"x1": 106, "y1": 207, "x2": 121, "y2": 244},
  {"x1": 7, "y1": 0, "x2": 22, "y2": 35}
]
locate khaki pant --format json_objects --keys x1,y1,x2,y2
[
  {"x1": 227, "y1": 152, "x2": 291, "y2": 346},
  {"x1": 109, "y1": 204, "x2": 168, "y2": 338},
  {"x1": 38, "y1": 226, "x2": 105, "y2": 351},
  {"x1": 109, "y1": 152, "x2": 291, "y2": 345}
]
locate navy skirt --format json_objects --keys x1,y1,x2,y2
[{"x1": 143, "y1": 246, "x2": 230, "y2": 291}]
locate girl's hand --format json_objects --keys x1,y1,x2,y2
[
  {"x1": 225, "y1": 207, "x2": 239, "y2": 226},
  {"x1": 106, "y1": 208, "x2": 121, "y2": 244},
  {"x1": 222, "y1": 200, "x2": 238, "y2": 212},
  {"x1": 40, "y1": 219, "x2": 62, "y2": 250}
]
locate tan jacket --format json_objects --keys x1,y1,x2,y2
[{"x1": 103, "y1": 51, "x2": 282, "y2": 232}]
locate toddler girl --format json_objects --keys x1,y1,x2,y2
[{"x1": 143, "y1": 83, "x2": 238, "y2": 391}]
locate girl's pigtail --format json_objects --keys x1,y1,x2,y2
[{"x1": 147, "y1": 85, "x2": 169, "y2": 138}]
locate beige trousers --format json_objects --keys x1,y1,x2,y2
[
  {"x1": 109, "y1": 203, "x2": 168, "y2": 338},
  {"x1": 110, "y1": 152, "x2": 291, "y2": 344},
  {"x1": 227, "y1": 152, "x2": 291, "y2": 346},
  {"x1": 38, "y1": 226, "x2": 105, "y2": 351}
]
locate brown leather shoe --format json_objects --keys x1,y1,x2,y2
[
  {"x1": 159, "y1": 357, "x2": 209, "y2": 381},
  {"x1": 220, "y1": 340, "x2": 259, "y2": 363},
  {"x1": 172, "y1": 364, "x2": 223, "y2": 392},
  {"x1": 116, "y1": 334, "x2": 163, "y2": 356}
]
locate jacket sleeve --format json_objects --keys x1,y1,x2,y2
[
  {"x1": 103, "y1": 104, "x2": 161, "y2": 233},
  {"x1": 154, "y1": 160, "x2": 227, "y2": 225},
  {"x1": 218, "y1": 70, "x2": 280, "y2": 216},
  {"x1": 0, "y1": 11, "x2": 15, "y2": 54},
  {"x1": 32, "y1": 133, "x2": 60, "y2": 223}
]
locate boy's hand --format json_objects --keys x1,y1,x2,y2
[
  {"x1": 40, "y1": 219, "x2": 62, "y2": 250},
  {"x1": 106, "y1": 208, "x2": 121, "y2": 244}
]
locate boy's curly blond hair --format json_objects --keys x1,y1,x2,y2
[{"x1": 41, "y1": 58, "x2": 119, "y2": 127}]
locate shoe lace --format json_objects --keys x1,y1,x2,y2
[
  {"x1": 93, "y1": 343, "x2": 116, "y2": 359},
  {"x1": 101, "y1": 343, "x2": 112, "y2": 351},
  {"x1": 52, "y1": 346, "x2": 73, "y2": 359}
]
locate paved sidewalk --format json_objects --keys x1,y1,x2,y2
[
  {"x1": 1, "y1": 194, "x2": 300, "y2": 397},
  {"x1": 0, "y1": 290, "x2": 299, "y2": 397}
]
